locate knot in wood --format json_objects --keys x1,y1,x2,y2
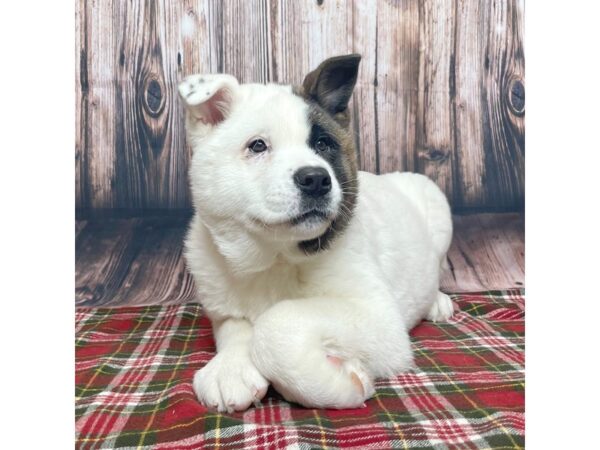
[
  {"x1": 508, "y1": 78, "x2": 525, "y2": 116},
  {"x1": 422, "y1": 147, "x2": 449, "y2": 162},
  {"x1": 144, "y1": 78, "x2": 164, "y2": 117}
]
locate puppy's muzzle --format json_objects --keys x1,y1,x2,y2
[{"x1": 293, "y1": 166, "x2": 331, "y2": 198}]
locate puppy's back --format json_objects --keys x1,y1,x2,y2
[{"x1": 358, "y1": 171, "x2": 452, "y2": 264}]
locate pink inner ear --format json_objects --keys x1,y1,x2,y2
[{"x1": 201, "y1": 88, "x2": 229, "y2": 126}]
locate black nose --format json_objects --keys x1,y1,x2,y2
[{"x1": 293, "y1": 166, "x2": 332, "y2": 197}]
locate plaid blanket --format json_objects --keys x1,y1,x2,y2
[{"x1": 75, "y1": 291, "x2": 524, "y2": 449}]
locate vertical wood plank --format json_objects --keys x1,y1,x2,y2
[
  {"x1": 453, "y1": 0, "x2": 487, "y2": 207},
  {"x1": 85, "y1": 0, "x2": 119, "y2": 209},
  {"x1": 375, "y1": 0, "x2": 420, "y2": 174},
  {"x1": 415, "y1": 0, "x2": 456, "y2": 203},
  {"x1": 454, "y1": 0, "x2": 524, "y2": 209},
  {"x1": 75, "y1": 0, "x2": 87, "y2": 209},
  {"x1": 482, "y1": 0, "x2": 525, "y2": 209},
  {"x1": 271, "y1": 0, "x2": 352, "y2": 86},
  {"x1": 351, "y1": 0, "x2": 378, "y2": 173},
  {"x1": 112, "y1": 0, "x2": 157, "y2": 209},
  {"x1": 178, "y1": 0, "x2": 222, "y2": 76},
  {"x1": 221, "y1": 0, "x2": 271, "y2": 83}
]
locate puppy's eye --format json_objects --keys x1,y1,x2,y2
[
  {"x1": 315, "y1": 138, "x2": 331, "y2": 152},
  {"x1": 248, "y1": 139, "x2": 268, "y2": 153}
]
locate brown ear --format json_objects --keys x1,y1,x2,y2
[
  {"x1": 302, "y1": 54, "x2": 361, "y2": 115},
  {"x1": 178, "y1": 74, "x2": 239, "y2": 139}
]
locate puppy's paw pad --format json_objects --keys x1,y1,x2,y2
[{"x1": 426, "y1": 292, "x2": 454, "y2": 322}]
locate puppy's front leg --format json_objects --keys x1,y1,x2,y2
[
  {"x1": 193, "y1": 317, "x2": 268, "y2": 413},
  {"x1": 251, "y1": 297, "x2": 412, "y2": 409}
]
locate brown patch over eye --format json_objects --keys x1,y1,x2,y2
[
  {"x1": 315, "y1": 138, "x2": 331, "y2": 152},
  {"x1": 298, "y1": 106, "x2": 359, "y2": 254},
  {"x1": 309, "y1": 124, "x2": 338, "y2": 154}
]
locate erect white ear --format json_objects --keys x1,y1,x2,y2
[{"x1": 178, "y1": 74, "x2": 239, "y2": 138}]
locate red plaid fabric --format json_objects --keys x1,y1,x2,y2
[{"x1": 75, "y1": 290, "x2": 524, "y2": 449}]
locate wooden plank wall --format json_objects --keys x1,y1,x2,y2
[{"x1": 76, "y1": 0, "x2": 525, "y2": 215}]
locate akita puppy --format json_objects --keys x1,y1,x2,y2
[{"x1": 178, "y1": 54, "x2": 453, "y2": 412}]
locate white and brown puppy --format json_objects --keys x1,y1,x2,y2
[{"x1": 178, "y1": 54, "x2": 454, "y2": 413}]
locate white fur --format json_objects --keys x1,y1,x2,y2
[{"x1": 179, "y1": 75, "x2": 453, "y2": 411}]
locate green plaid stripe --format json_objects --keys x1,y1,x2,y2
[{"x1": 75, "y1": 290, "x2": 524, "y2": 449}]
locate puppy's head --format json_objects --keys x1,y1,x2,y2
[{"x1": 179, "y1": 55, "x2": 360, "y2": 254}]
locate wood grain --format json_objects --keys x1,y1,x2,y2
[
  {"x1": 222, "y1": 0, "x2": 272, "y2": 83},
  {"x1": 75, "y1": 213, "x2": 524, "y2": 307},
  {"x1": 81, "y1": 0, "x2": 118, "y2": 210},
  {"x1": 416, "y1": 0, "x2": 456, "y2": 203},
  {"x1": 375, "y1": 0, "x2": 420, "y2": 174},
  {"x1": 76, "y1": 217, "x2": 196, "y2": 306},
  {"x1": 76, "y1": 0, "x2": 525, "y2": 214},
  {"x1": 483, "y1": 0, "x2": 525, "y2": 209},
  {"x1": 441, "y1": 213, "x2": 524, "y2": 292},
  {"x1": 271, "y1": 0, "x2": 352, "y2": 85},
  {"x1": 75, "y1": 0, "x2": 86, "y2": 209},
  {"x1": 351, "y1": 1, "x2": 378, "y2": 173},
  {"x1": 453, "y1": 0, "x2": 525, "y2": 209}
]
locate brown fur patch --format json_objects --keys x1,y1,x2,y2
[{"x1": 294, "y1": 87, "x2": 359, "y2": 254}]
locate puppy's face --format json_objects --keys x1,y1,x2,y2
[{"x1": 179, "y1": 55, "x2": 361, "y2": 253}]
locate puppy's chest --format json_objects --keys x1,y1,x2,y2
[
  {"x1": 202, "y1": 252, "x2": 348, "y2": 321},
  {"x1": 230, "y1": 262, "x2": 308, "y2": 321}
]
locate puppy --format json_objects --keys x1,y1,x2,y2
[{"x1": 178, "y1": 54, "x2": 453, "y2": 412}]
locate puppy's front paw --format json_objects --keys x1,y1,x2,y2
[
  {"x1": 426, "y1": 291, "x2": 455, "y2": 322},
  {"x1": 193, "y1": 351, "x2": 268, "y2": 413}
]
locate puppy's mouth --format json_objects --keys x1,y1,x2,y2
[
  {"x1": 247, "y1": 196, "x2": 340, "y2": 230},
  {"x1": 289, "y1": 209, "x2": 329, "y2": 226},
  {"x1": 251, "y1": 208, "x2": 334, "y2": 228}
]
